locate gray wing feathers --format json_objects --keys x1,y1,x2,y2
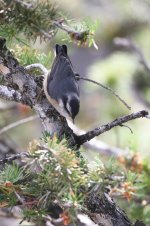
[{"x1": 47, "y1": 54, "x2": 79, "y2": 100}]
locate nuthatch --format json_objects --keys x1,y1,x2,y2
[{"x1": 43, "y1": 44, "x2": 80, "y2": 123}]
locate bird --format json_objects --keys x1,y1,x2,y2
[{"x1": 43, "y1": 44, "x2": 80, "y2": 123}]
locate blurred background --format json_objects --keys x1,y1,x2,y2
[
  {"x1": 0, "y1": 0, "x2": 150, "y2": 225},
  {"x1": 1, "y1": 0, "x2": 150, "y2": 154}
]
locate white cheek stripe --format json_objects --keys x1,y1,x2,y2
[
  {"x1": 66, "y1": 101, "x2": 72, "y2": 115},
  {"x1": 58, "y1": 99, "x2": 72, "y2": 121}
]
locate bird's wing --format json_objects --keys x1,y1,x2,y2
[{"x1": 47, "y1": 56, "x2": 79, "y2": 99}]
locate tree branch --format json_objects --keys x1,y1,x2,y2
[
  {"x1": 70, "y1": 123, "x2": 125, "y2": 156},
  {"x1": 76, "y1": 110, "x2": 149, "y2": 146}
]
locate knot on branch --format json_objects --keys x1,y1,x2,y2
[{"x1": 140, "y1": 110, "x2": 149, "y2": 117}]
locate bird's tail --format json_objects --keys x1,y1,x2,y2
[{"x1": 55, "y1": 44, "x2": 67, "y2": 56}]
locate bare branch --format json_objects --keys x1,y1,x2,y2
[
  {"x1": 114, "y1": 37, "x2": 150, "y2": 74},
  {"x1": 70, "y1": 122, "x2": 125, "y2": 156},
  {"x1": 76, "y1": 110, "x2": 149, "y2": 146},
  {"x1": 0, "y1": 115, "x2": 39, "y2": 135}
]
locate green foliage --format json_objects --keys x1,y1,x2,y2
[
  {"x1": 61, "y1": 17, "x2": 99, "y2": 49},
  {"x1": 82, "y1": 17, "x2": 99, "y2": 49},
  {"x1": 0, "y1": 0, "x2": 58, "y2": 42},
  {"x1": 115, "y1": 153, "x2": 150, "y2": 225},
  {"x1": 0, "y1": 163, "x2": 24, "y2": 183},
  {"x1": 8, "y1": 192, "x2": 18, "y2": 206},
  {"x1": 0, "y1": 136, "x2": 139, "y2": 224},
  {"x1": 28, "y1": 137, "x2": 89, "y2": 207},
  {"x1": 23, "y1": 208, "x2": 47, "y2": 224},
  {"x1": 0, "y1": 137, "x2": 149, "y2": 225},
  {"x1": 13, "y1": 45, "x2": 52, "y2": 68},
  {"x1": 0, "y1": 0, "x2": 97, "y2": 49}
]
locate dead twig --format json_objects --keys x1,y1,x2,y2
[
  {"x1": 119, "y1": 124, "x2": 133, "y2": 134},
  {"x1": 69, "y1": 122, "x2": 126, "y2": 156},
  {"x1": 76, "y1": 110, "x2": 149, "y2": 146},
  {"x1": 76, "y1": 75, "x2": 131, "y2": 110}
]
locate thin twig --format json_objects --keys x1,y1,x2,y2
[
  {"x1": 77, "y1": 110, "x2": 149, "y2": 145},
  {"x1": 0, "y1": 115, "x2": 39, "y2": 135},
  {"x1": 77, "y1": 75, "x2": 131, "y2": 110},
  {"x1": 114, "y1": 37, "x2": 150, "y2": 74},
  {"x1": 119, "y1": 124, "x2": 133, "y2": 134}
]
